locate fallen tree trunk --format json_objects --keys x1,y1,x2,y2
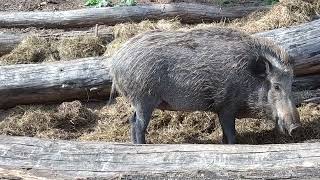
[
  {"x1": 0, "y1": 30, "x2": 114, "y2": 56},
  {"x1": 0, "y1": 57, "x2": 112, "y2": 109},
  {"x1": 256, "y1": 19, "x2": 320, "y2": 76},
  {"x1": 0, "y1": 136, "x2": 319, "y2": 179},
  {"x1": 0, "y1": 57, "x2": 318, "y2": 109},
  {"x1": 0, "y1": 3, "x2": 270, "y2": 29}
]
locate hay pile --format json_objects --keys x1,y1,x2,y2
[
  {"x1": 0, "y1": 0, "x2": 319, "y2": 144},
  {"x1": 0, "y1": 101, "x2": 97, "y2": 140},
  {"x1": 0, "y1": 35, "x2": 107, "y2": 65},
  {"x1": 0, "y1": 98, "x2": 319, "y2": 144},
  {"x1": 231, "y1": 0, "x2": 320, "y2": 33}
]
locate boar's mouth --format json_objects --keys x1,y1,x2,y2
[{"x1": 276, "y1": 119, "x2": 302, "y2": 137}]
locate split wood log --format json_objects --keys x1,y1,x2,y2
[
  {"x1": 0, "y1": 3, "x2": 270, "y2": 29},
  {"x1": 256, "y1": 19, "x2": 320, "y2": 76},
  {"x1": 0, "y1": 30, "x2": 114, "y2": 56},
  {"x1": 0, "y1": 57, "x2": 318, "y2": 109},
  {"x1": 0, "y1": 135, "x2": 320, "y2": 179}
]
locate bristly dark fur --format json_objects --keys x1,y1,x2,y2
[{"x1": 110, "y1": 27, "x2": 293, "y2": 108}]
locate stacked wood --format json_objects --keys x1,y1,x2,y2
[
  {"x1": 0, "y1": 3, "x2": 270, "y2": 29},
  {"x1": 0, "y1": 135, "x2": 320, "y2": 179}
]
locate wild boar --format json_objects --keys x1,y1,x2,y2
[{"x1": 109, "y1": 27, "x2": 301, "y2": 144}]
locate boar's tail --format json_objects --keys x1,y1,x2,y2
[{"x1": 107, "y1": 81, "x2": 117, "y2": 106}]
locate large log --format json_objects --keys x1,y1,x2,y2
[
  {"x1": 0, "y1": 136, "x2": 319, "y2": 179},
  {"x1": 0, "y1": 3, "x2": 270, "y2": 29},
  {"x1": 0, "y1": 30, "x2": 114, "y2": 56},
  {"x1": 256, "y1": 19, "x2": 320, "y2": 76},
  {"x1": 0, "y1": 57, "x2": 112, "y2": 109}
]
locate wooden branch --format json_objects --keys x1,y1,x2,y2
[
  {"x1": 0, "y1": 30, "x2": 114, "y2": 56},
  {"x1": 0, "y1": 135, "x2": 319, "y2": 179},
  {"x1": 0, "y1": 3, "x2": 270, "y2": 29},
  {"x1": 256, "y1": 19, "x2": 320, "y2": 76},
  {"x1": 0, "y1": 57, "x2": 112, "y2": 109}
]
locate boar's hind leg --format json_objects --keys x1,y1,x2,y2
[
  {"x1": 131, "y1": 97, "x2": 160, "y2": 144},
  {"x1": 218, "y1": 110, "x2": 236, "y2": 144}
]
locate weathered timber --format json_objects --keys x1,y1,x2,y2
[
  {"x1": 0, "y1": 136, "x2": 320, "y2": 179},
  {"x1": 0, "y1": 3, "x2": 270, "y2": 29},
  {"x1": 256, "y1": 19, "x2": 320, "y2": 76},
  {"x1": 0, "y1": 57, "x2": 112, "y2": 109},
  {"x1": 0, "y1": 30, "x2": 114, "y2": 56}
]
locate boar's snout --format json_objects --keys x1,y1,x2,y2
[{"x1": 275, "y1": 98, "x2": 302, "y2": 137}]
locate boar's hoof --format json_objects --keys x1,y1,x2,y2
[{"x1": 289, "y1": 124, "x2": 303, "y2": 137}]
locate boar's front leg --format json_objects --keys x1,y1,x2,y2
[
  {"x1": 218, "y1": 109, "x2": 236, "y2": 144},
  {"x1": 131, "y1": 97, "x2": 159, "y2": 144}
]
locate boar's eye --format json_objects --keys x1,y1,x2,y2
[{"x1": 274, "y1": 84, "x2": 280, "y2": 91}]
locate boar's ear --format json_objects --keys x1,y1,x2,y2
[{"x1": 249, "y1": 56, "x2": 272, "y2": 78}]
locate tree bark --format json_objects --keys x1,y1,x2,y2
[
  {"x1": 0, "y1": 30, "x2": 114, "y2": 56},
  {"x1": 0, "y1": 3, "x2": 270, "y2": 29},
  {"x1": 0, "y1": 135, "x2": 319, "y2": 179}
]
